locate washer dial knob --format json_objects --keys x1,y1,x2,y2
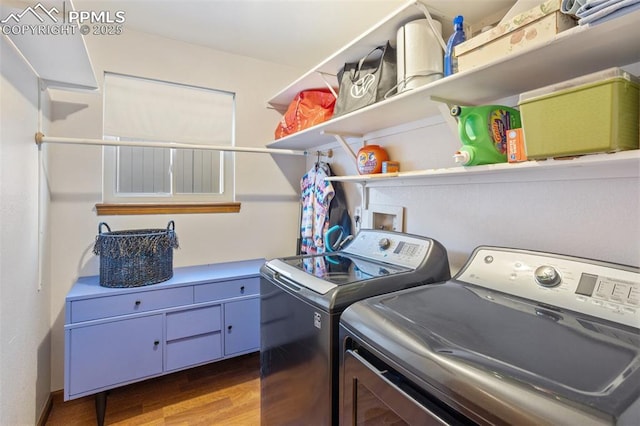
[
  {"x1": 534, "y1": 265, "x2": 561, "y2": 287},
  {"x1": 378, "y1": 238, "x2": 391, "y2": 250}
]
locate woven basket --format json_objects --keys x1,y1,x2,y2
[{"x1": 93, "y1": 221, "x2": 179, "y2": 288}]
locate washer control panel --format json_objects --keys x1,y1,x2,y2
[
  {"x1": 457, "y1": 247, "x2": 640, "y2": 328},
  {"x1": 342, "y1": 229, "x2": 431, "y2": 270}
]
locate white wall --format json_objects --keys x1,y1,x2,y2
[
  {"x1": 47, "y1": 28, "x2": 306, "y2": 391},
  {"x1": 0, "y1": 37, "x2": 52, "y2": 425},
  {"x1": 312, "y1": 65, "x2": 640, "y2": 273}
]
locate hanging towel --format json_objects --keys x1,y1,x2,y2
[
  {"x1": 561, "y1": 0, "x2": 587, "y2": 16},
  {"x1": 300, "y1": 162, "x2": 334, "y2": 255},
  {"x1": 575, "y1": 0, "x2": 640, "y2": 24},
  {"x1": 325, "y1": 164, "x2": 352, "y2": 251}
]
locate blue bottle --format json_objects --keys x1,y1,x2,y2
[{"x1": 444, "y1": 15, "x2": 466, "y2": 76}]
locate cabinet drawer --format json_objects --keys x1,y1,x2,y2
[
  {"x1": 166, "y1": 305, "x2": 221, "y2": 341},
  {"x1": 70, "y1": 286, "x2": 193, "y2": 322},
  {"x1": 194, "y1": 277, "x2": 259, "y2": 303},
  {"x1": 165, "y1": 332, "x2": 222, "y2": 371}
]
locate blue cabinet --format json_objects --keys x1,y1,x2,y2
[{"x1": 64, "y1": 259, "x2": 263, "y2": 402}]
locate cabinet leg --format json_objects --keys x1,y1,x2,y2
[{"x1": 95, "y1": 391, "x2": 108, "y2": 426}]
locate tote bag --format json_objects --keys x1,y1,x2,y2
[
  {"x1": 275, "y1": 89, "x2": 336, "y2": 139},
  {"x1": 333, "y1": 41, "x2": 396, "y2": 117}
]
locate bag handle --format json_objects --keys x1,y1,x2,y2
[
  {"x1": 167, "y1": 220, "x2": 175, "y2": 232},
  {"x1": 349, "y1": 45, "x2": 386, "y2": 82},
  {"x1": 279, "y1": 94, "x2": 303, "y2": 132},
  {"x1": 98, "y1": 222, "x2": 111, "y2": 234},
  {"x1": 415, "y1": 3, "x2": 447, "y2": 52},
  {"x1": 384, "y1": 71, "x2": 442, "y2": 100}
]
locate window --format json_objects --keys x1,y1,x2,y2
[{"x1": 101, "y1": 72, "x2": 236, "y2": 211}]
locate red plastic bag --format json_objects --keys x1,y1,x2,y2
[{"x1": 275, "y1": 89, "x2": 336, "y2": 139}]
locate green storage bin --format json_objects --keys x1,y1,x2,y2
[{"x1": 518, "y1": 68, "x2": 639, "y2": 159}]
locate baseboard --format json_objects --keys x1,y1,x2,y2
[{"x1": 37, "y1": 390, "x2": 61, "y2": 426}]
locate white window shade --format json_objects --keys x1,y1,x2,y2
[
  {"x1": 103, "y1": 73, "x2": 234, "y2": 145},
  {"x1": 102, "y1": 72, "x2": 235, "y2": 202}
]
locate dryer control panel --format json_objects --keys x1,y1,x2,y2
[{"x1": 456, "y1": 247, "x2": 640, "y2": 328}]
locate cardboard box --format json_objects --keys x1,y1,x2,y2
[
  {"x1": 507, "y1": 128, "x2": 527, "y2": 163},
  {"x1": 382, "y1": 161, "x2": 400, "y2": 173},
  {"x1": 518, "y1": 68, "x2": 640, "y2": 159},
  {"x1": 455, "y1": 0, "x2": 576, "y2": 73}
]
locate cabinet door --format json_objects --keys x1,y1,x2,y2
[
  {"x1": 67, "y1": 315, "x2": 163, "y2": 398},
  {"x1": 224, "y1": 297, "x2": 260, "y2": 356}
]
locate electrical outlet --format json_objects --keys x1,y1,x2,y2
[
  {"x1": 354, "y1": 207, "x2": 362, "y2": 219},
  {"x1": 354, "y1": 207, "x2": 362, "y2": 232}
]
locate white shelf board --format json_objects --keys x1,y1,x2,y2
[
  {"x1": 326, "y1": 151, "x2": 640, "y2": 186},
  {"x1": 267, "y1": 0, "x2": 518, "y2": 111},
  {"x1": 267, "y1": 0, "x2": 422, "y2": 111},
  {"x1": 1, "y1": 1, "x2": 98, "y2": 89},
  {"x1": 267, "y1": 9, "x2": 640, "y2": 151}
]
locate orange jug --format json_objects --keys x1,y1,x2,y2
[{"x1": 357, "y1": 145, "x2": 389, "y2": 174}]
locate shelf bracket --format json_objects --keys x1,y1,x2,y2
[
  {"x1": 429, "y1": 96, "x2": 463, "y2": 139},
  {"x1": 315, "y1": 71, "x2": 338, "y2": 99},
  {"x1": 322, "y1": 131, "x2": 362, "y2": 164},
  {"x1": 360, "y1": 182, "x2": 369, "y2": 211}
]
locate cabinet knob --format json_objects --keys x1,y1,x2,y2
[
  {"x1": 227, "y1": 325, "x2": 233, "y2": 332},
  {"x1": 240, "y1": 286, "x2": 245, "y2": 293},
  {"x1": 153, "y1": 340, "x2": 160, "y2": 346},
  {"x1": 134, "y1": 300, "x2": 141, "y2": 307}
]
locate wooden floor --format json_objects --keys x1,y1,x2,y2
[{"x1": 45, "y1": 353, "x2": 260, "y2": 426}]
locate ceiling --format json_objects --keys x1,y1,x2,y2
[{"x1": 74, "y1": 0, "x2": 517, "y2": 69}]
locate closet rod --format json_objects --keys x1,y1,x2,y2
[{"x1": 34, "y1": 132, "x2": 324, "y2": 157}]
